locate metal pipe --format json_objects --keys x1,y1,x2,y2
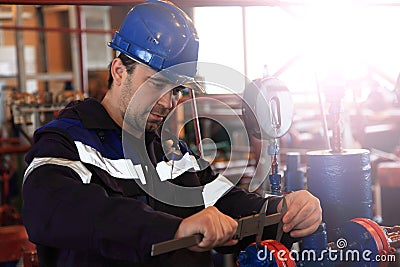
[
  {"x1": 241, "y1": 6, "x2": 248, "y2": 79},
  {"x1": 314, "y1": 70, "x2": 331, "y2": 150},
  {"x1": 68, "y1": 6, "x2": 80, "y2": 94},
  {"x1": 3, "y1": 0, "x2": 400, "y2": 7},
  {"x1": 0, "y1": 25, "x2": 114, "y2": 34},
  {"x1": 189, "y1": 89, "x2": 203, "y2": 157},
  {"x1": 76, "y1": 6, "x2": 88, "y2": 96},
  {"x1": 0, "y1": 0, "x2": 305, "y2": 7},
  {"x1": 15, "y1": 5, "x2": 27, "y2": 92},
  {"x1": 36, "y1": 6, "x2": 49, "y2": 91},
  {"x1": 331, "y1": 111, "x2": 341, "y2": 153}
]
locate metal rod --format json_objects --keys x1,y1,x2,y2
[
  {"x1": 76, "y1": 6, "x2": 88, "y2": 96},
  {"x1": 314, "y1": 70, "x2": 331, "y2": 150},
  {"x1": 68, "y1": 6, "x2": 80, "y2": 94},
  {"x1": 0, "y1": 0, "x2": 305, "y2": 7},
  {"x1": 331, "y1": 111, "x2": 341, "y2": 153},
  {"x1": 15, "y1": 5, "x2": 26, "y2": 92},
  {"x1": 3, "y1": 0, "x2": 399, "y2": 7},
  {"x1": 36, "y1": 6, "x2": 49, "y2": 91},
  {"x1": 241, "y1": 6, "x2": 248, "y2": 79},
  {"x1": 189, "y1": 90, "x2": 203, "y2": 157},
  {"x1": 0, "y1": 25, "x2": 115, "y2": 34},
  {"x1": 0, "y1": 72, "x2": 73, "y2": 81}
]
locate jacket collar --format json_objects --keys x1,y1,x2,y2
[
  {"x1": 63, "y1": 98, "x2": 161, "y2": 145},
  {"x1": 62, "y1": 98, "x2": 119, "y2": 130}
]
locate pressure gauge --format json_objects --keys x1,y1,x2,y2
[{"x1": 242, "y1": 77, "x2": 294, "y2": 140}]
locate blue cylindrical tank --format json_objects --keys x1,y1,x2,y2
[{"x1": 306, "y1": 149, "x2": 372, "y2": 234}]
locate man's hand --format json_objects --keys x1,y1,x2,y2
[
  {"x1": 278, "y1": 190, "x2": 322, "y2": 238},
  {"x1": 174, "y1": 206, "x2": 238, "y2": 252}
]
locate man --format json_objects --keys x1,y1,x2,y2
[{"x1": 22, "y1": 1, "x2": 321, "y2": 266}]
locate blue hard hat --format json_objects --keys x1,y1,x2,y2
[{"x1": 108, "y1": 0, "x2": 199, "y2": 86}]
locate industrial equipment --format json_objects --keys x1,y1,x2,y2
[
  {"x1": 4, "y1": 89, "x2": 83, "y2": 138},
  {"x1": 237, "y1": 219, "x2": 399, "y2": 267},
  {"x1": 242, "y1": 76, "x2": 294, "y2": 194},
  {"x1": 236, "y1": 76, "x2": 399, "y2": 266}
]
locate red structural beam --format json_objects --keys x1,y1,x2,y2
[
  {"x1": 0, "y1": 25, "x2": 115, "y2": 34},
  {"x1": 2, "y1": 0, "x2": 399, "y2": 7},
  {"x1": 0, "y1": 0, "x2": 302, "y2": 7}
]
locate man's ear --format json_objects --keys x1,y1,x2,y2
[{"x1": 111, "y1": 58, "x2": 125, "y2": 86}]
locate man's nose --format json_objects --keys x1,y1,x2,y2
[{"x1": 157, "y1": 90, "x2": 173, "y2": 109}]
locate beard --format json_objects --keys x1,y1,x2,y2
[
  {"x1": 119, "y1": 79, "x2": 150, "y2": 136},
  {"x1": 119, "y1": 77, "x2": 173, "y2": 135},
  {"x1": 145, "y1": 104, "x2": 171, "y2": 132},
  {"x1": 122, "y1": 101, "x2": 171, "y2": 135}
]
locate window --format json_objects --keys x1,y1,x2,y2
[{"x1": 194, "y1": 4, "x2": 400, "y2": 105}]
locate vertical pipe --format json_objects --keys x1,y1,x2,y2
[
  {"x1": 68, "y1": 6, "x2": 81, "y2": 93},
  {"x1": 331, "y1": 111, "x2": 341, "y2": 152},
  {"x1": 241, "y1": 7, "x2": 248, "y2": 79},
  {"x1": 76, "y1": 6, "x2": 88, "y2": 96},
  {"x1": 36, "y1": 6, "x2": 49, "y2": 92},
  {"x1": 15, "y1": 5, "x2": 26, "y2": 92},
  {"x1": 189, "y1": 90, "x2": 203, "y2": 157},
  {"x1": 315, "y1": 70, "x2": 331, "y2": 150}
]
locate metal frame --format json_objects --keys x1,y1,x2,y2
[
  {"x1": 3, "y1": 0, "x2": 400, "y2": 94},
  {"x1": 0, "y1": 5, "x2": 115, "y2": 94},
  {"x1": 2, "y1": 0, "x2": 400, "y2": 6},
  {"x1": 0, "y1": 0, "x2": 300, "y2": 7}
]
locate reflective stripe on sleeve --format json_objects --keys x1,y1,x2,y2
[
  {"x1": 33, "y1": 141, "x2": 202, "y2": 186},
  {"x1": 74, "y1": 141, "x2": 146, "y2": 183},
  {"x1": 202, "y1": 174, "x2": 234, "y2": 207},
  {"x1": 156, "y1": 152, "x2": 200, "y2": 181},
  {"x1": 23, "y1": 157, "x2": 92, "y2": 185}
]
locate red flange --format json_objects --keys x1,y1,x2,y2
[
  {"x1": 259, "y1": 240, "x2": 296, "y2": 267},
  {"x1": 352, "y1": 218, "x2": 390, "y2": 252}
]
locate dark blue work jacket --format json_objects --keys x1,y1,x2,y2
[{"x1": 22, "y1": 98, "x2": 282, "y2": 267}]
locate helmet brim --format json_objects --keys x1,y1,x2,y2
[{"x1": 115, "y1": 51, "x2": 205, "y2": 94}]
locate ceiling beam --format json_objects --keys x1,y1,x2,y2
[
  {"x1": 0, "y1": 0, "x2": 302, "y2": 7},
  {"x1": 3, "y1": 0, "x2": 400, "y2": 6}
]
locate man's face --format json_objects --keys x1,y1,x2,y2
[{"x1": 119, "y1": 63, "x2": 183, "y2": 136}]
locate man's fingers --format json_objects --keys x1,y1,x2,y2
[
  {"x1": 283, "y1": 202, "x2": 318, "y2": 232},
  {"x1": 281, "y1": 192, "x2": 309, "y2": 224},
  {"x1": 214, "y1": 213, "x2": 238, "y2": 247},
  {"x1": 290, "y1": 208, "x2": 321, "y2": 232},
  {"x1": 289, "y1": 217, "x2": 321, "y2": 238},
  {"x1": 279, "y1": 190, "x2": 322, "y2": 238},
  {"x1": 176, "y1": 206, "x2": 238, "y2": 252}
]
